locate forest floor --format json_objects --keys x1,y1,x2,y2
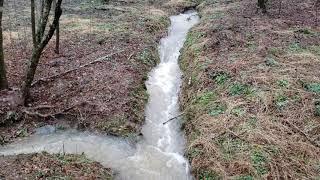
[
  {"x1": 180, "y1": 0, "x2": 320, "y2": 179},
  {"x1": 0, "y1": 152, "x2": 112, "y2": 179},
  {"x1": 0, "y1": 0, "x2": 175, "y2": 143}
]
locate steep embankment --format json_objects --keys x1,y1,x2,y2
[{"x1": 180, "y1": 0, "x2": 320, "y2": 179}]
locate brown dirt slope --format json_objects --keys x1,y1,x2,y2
[
  {"x1": 0, "y1": 152, "x2": 112, "y2": 179},
  {"x1": 0, "y1": 0, "x2": 172, "y2": 143},
  {"x1": 180, "y1": 0, "x2": 320, "y2": 179}
]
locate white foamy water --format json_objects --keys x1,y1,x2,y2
[{"x1": 0, "y1": 12, "x2": 199, "y2": 180}]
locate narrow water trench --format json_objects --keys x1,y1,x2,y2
[{"x1": 0, "y1": 11, "x2": 199, "y2": 180}]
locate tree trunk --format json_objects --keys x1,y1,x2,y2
[
  {"x1": 258, "y1": 0, "x2": 267, "y2": 13},
  {"x1": 53, "y1": 0, "x2": 59, "y2": 54},
  {"x1": 0, "y1": 0, "x2": 8, "y2": 90},
  {"x1": 30, "y1": 0, "x2": 37, "y2": 48},
  {"x1": 22, "y1": 0, "x2": 63, "y2": 103}
]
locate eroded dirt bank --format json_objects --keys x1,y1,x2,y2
[{"x1": 180, "y1": 0, "x2": 320, "y2": 179}]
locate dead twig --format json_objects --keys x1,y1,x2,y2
[
  {"x1": 31, "y1": 50, "x2": 126, "y2": 87},
  {"x1": 282, "y1": 119, "x2": 319, "y2": 148},
  {"x1": 163, "y1": 113, "x2": 184, "y2": 125}
]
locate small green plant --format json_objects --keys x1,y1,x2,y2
[
  {"x1": 229, "y1": 83, "x2": 252, "y2": 96},
  {"x1": 251, "y1": 149, "x2": 269, "y2": 175},
  {"x1": 277, "y1": 79, "x2": 289, "y2": 88},
  {"x1": 275, "y1": 94, "x2": 289, "y2": 109},
  {"x1": 197, "y1": 91, "x2": 216, "y2": 105},
  {"x1": 208, "y1": 103, "x2": 226, "y2": 116},
  {"x1": 288, "y1": 43, "x2": 305, "y2": 53},
  {"x1": 305, "y1": 83, "x2": 320, "y2": 93},
  {"x1": 215, "y1": 73, "x2": 229, "y2": 85}
]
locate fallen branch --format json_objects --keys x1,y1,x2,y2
[
  {"x1": 31, "y1": 50, "x2": 125, "y2": 87},
  {"x1": 22, "y1": 104, "x2": 77, "y2": 119},
  {"x1": 163, "y1": 113, "x2": 184, "y2": 125},
  {"x1": 282, "y1": 119, "x2": 319, "y2": 148}
]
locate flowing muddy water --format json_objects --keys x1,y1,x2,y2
[{"x1": 0, "y1": 12, "x2": 199, "y2": 180}]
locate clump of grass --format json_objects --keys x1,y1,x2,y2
[
  {"x1": 228, "y1": 83, "x2": 253, "y2": 96},
  {"x1": 304, "y1": 83, "x2": 320, "y2": 93},
  {"x1": 251, "y1": 149, "x2": 269, "y2": 176},
  {"x1": 265, "y1": 57, "x2": 279, "y2": 67},
  {"x1": 208, "y1": 103, "x2": 227, "y2": 116},
  {"x1": 197, "y1": 91, "x2": 216, "y2": 105},
  {"x1": 275, "y1": 94, "x2": 289, "y2": 109},
  {"x1": 277, "y1": 79, "x2": 289, "y2": 88},
  {"x1": 215, "y1": 72, "x2": 230, "y2": 85},
  {"x1": 294, "y1": 28, "x2": 315, "y2": 35},
  {"x1": 217, "y1": 135, "x2": 249, "y2": 160},
  {"x1": 288, "y1": 43, "x2": 305, "y2": 53}
]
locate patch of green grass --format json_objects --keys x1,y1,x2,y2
[
  {"x1": 214, "y1": 72, "x2": 230, "y2": 85},
  {"x1": 208, "y1": 103, "x2": 227, "y2": 116},
  {"x1": 275, "y1": 94, "x2": 289, "y2": 109},
  {"x1": 288, "y1": 43, "x2": 305, "y2": 53},
  {"x1": 199, "y1": 170, "x2": 222, "y2": 180},
  {"x1": 197, "y1": 91, "x2": 216, "y2": 105},
  {"x1": 277, "y1": 79, "x2": 289, "y2": 88},
  {"x1": 251, "y1": 149, "x2": 269, "y2": 176},
  {"x1": 247, "y1": 117, "x2": 258, "y2": 129},
  {"x1": 231, "y1": 107, "x2": 246, "y2": 117},
  {"x1": 217, "y1": 136, "x2": 249, "y2": 160},
  {"x1": 246, "y1": 42, "x2": 257, "y2": 52},
  {"x1": 305, "y1": 83, "x2": 320, "y2": 93},
  {"x1": 185, "y1": 31, "x2": 206, "y2": 48},
  {"x1": 228, "y1": 83, "x2": 252, "y2": 96},
  {"x1": 187, "y1": 146, "x2": 203, "y2": 159},
  {"x1": 138, "y1": 48, "x2": 157, "y2": 66}
]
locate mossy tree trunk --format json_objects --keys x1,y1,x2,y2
[{"x1": 0, "y1": 0, "x2": 8, "y2": 90}]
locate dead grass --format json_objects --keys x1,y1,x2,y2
[
  {"x1": 180, "y1": 0, "x2": 320, "y2": 179},
  {"x1": 0, "y1": 152, "x2": 113, "y2": 179}
]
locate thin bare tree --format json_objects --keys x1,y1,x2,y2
[
  {"x1": 22, "y1": 0, "x2": 63, "y2": 103},
  {"x1": 0, "y1": 0, "x2": 8, "y2": 90}
]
